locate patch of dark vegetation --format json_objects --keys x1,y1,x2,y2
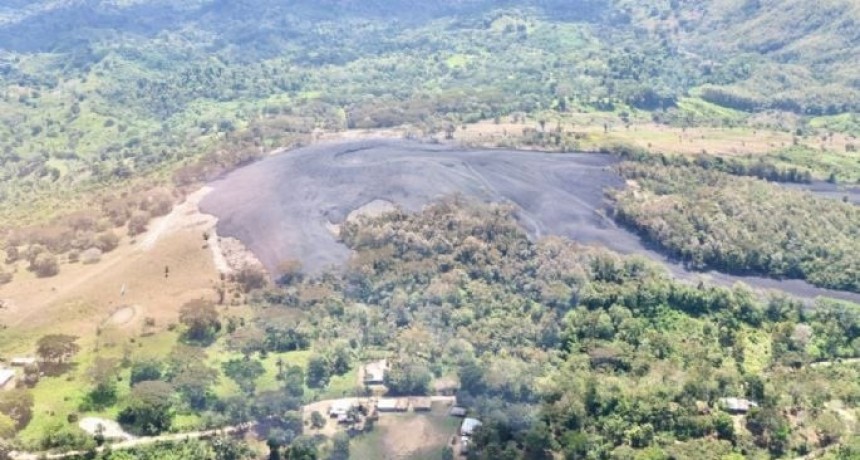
[{"x1": 612, "y1": 163, "x2": 860, "y2": 292}]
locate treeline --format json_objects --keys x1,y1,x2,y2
[
  {"x1": 51, "y1": 438, "x2": 253, "y2": 460},
  {"x1": 698, "y1": 85, "x2": 859, "y2": 117},
  {"x1": 607, "y1": 143, "x2": 814, "y2": 183},
  {"x1": 612, "y1": 163, "x2": 860, "y2": 292}
]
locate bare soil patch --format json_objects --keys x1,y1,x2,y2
[
  {"x1": 380, "y1": 415, "x2": 452, "y2": 459},
  {"x1": 350, "y1": 406, "x2": 459, "y2": 460},
  {"x1": 79, "y1": 417, "x2": 134, "y2": 442},
  {"x1": 0, "y1": 189, "x2": 221, "y2": 353},
  {"x1": 106, "y1": 305, "x2": 138, "y2": 327},
  {"x1": 217, "y1": 236, "x2": 265, "y2": 274}
]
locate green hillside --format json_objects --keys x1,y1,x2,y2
[
  {"x1": 0, "y1": 1, "x2": 854, "y2": 197},
  {"x1": 1, "y1": 2, "x2": 859, "y2": 459}
]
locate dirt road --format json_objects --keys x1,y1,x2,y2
[
  {"x1": 11, "y1": 396, "x2": 457, "y2": 459},
  {"x1": 11, "y1": 423, "x2": 252, "y2": 460}
]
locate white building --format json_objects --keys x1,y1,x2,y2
[
  {"x1": 719, "y1": 397, "x2": 759, "y2": 414},
  {"x1": 363, "y1": 359, "x2": 388, "y2": 385},
  {"x1": 460, "y1": 418, "x2": 483, "y2": 437},
  {"x1": 377, "y1": 398, "x2": 408, "y2": 412},
  {"x1": 10, "y1": 357, "x2": 36, "y2": 367},
  {"x1": 0, "y1": 368, "x2": 15, "y2": 389},
  {"x1": 328, "y1": 400, "x2": 355, "y2": 418}
]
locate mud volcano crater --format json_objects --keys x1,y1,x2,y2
[
  {"x1": 200, "y1": 139, "x2": 629, "y2": 274},
  {"x1": 200, "y1": 139, "x2": 860, "y2": 304}
]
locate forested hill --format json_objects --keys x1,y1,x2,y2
[
  {"x1": 0, "y1": 0, "x2": 857, "y2": 219},
  {"x1": 1, "y1": 0, "x2": 855, "y2": 110},
  {"x1": 660, "y1": 0, "x2": 860, "y2": 114}
]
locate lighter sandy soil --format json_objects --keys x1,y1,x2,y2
[
  {"x1": 313, "y1": 112, "x2": 857, "y2": 161},
  {"x1": 78, "y1": 417, "x2": 134, "y2": 441},
  {"x1": 809, "y1": 358, "x2": 860, "y2": 368},
  {"x1": 0, "y1": 189, "x2": 224, "y2": 354},
  {"x1": 105, "y1": 305, "x2": 138, "y2": 327},
  {"x1": 139, "y1": 187, "x2": 215, "y2": 252},
  {"x1": 455, "y1": 115, "x2": 857, "y2": 158}
]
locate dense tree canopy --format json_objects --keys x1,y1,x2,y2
[
  {"x1": 612, "y1": 163, "x2": 860, "y2": 291},
  {"x1": 239, "y1": 200, "x2": 860, "y2": 458},
  {"x1": 35, "y1": 334, "x2": 80, "y2": 365},
  {"x1": 179, "y1": 299, "x2": 222, "y2": 344},
  {"x1": 119, "y1": 381, "x2": 176, "y2": 436}
]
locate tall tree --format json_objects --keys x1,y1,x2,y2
[
  {"x1": 36, "y1": 334, "x2": 79, "y2": 365},
  {"x1": 86, "y1": 357, "x2": 119, "y2": 408},
  {"x1": 179, "y1": 299, "x2": 221, "y2": 344},
  {"x1": 0, "y1": 390, "x2": 34, "y2": 431},
  {"x1": 306, "y1": 354, "x2": 330, "y2": 388},
  {"x1": 119, "y1": 381, "x2": 175, "y2": 436},
  {"x1": 222, "y1": 358, "x2": 265, "y2": 395}
]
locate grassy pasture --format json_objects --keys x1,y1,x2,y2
[{"x1": 349, "y1": 404, "x2": 461, "y2": 460}]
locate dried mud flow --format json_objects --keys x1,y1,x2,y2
[{"x1": 201, "y1": 139, "x2": 860, "y2": 303}]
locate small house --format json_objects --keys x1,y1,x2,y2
[
  {"x1": 10, "y1": 357, "x2": 36, "y2": 367},
  {"x1": 410, "y1": 397, "x2": 432, "y2": 412},
  {"x1": 719, "y1": 397, "x2": 759, "y2": 414},
  {"x1": 363, "y1": 359, "x2": 388, "y2": 385},
  {"x1": 449, "y1": 406, "x2": 467, "y2": 417},
  {"x1": 460, "y1": 418, "x2": 483, "y2": 437},
  {"x1": 377, "y1": 398, "x2": 408, "y2": 412},
  {"x1": 0, "y1": 368, "x2": 15, "y2": 389},
  {"x1": 460, "y1": 436, "x2": 472, "y2": 454},
  {"x1": 329, "y1": 400, "x2": 355, "y2": 418}
]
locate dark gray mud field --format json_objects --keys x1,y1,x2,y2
[{"x1": 201, "y1": 139, "x2": 860, "y2": 303}]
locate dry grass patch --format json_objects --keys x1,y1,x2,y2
[{"x1": 0, "y1": 190, "x2": 221, "y2": 356}]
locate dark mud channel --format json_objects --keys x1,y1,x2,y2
[
  {"x1": 201, "y1": 139, "x2": 860, "y2": 304},
  {"x1": 782, "y1": 181, "x2": 860, "y2": 205}
]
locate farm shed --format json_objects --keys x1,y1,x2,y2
[
  {"x1": 363, "y1": 359, "x2": 388, "y2": 385},
  {"x1": 10, "y1": 357, "x2": 36, "y2": 367},
  {"x1": 329, "y1": 400, "x2": 355, "y2": 418},
  {"x1": 410, "y1": 397, "x2": 432, "y2": 411},
  {"x1": 377, "y1": 398, "x2": 408, "y2": 412},
  {"x1": 449, "y1": 406, "x2": 467, "y2": 417},
  {"x1": 719, "y1": 397, "x2": 759, "y2": 414}
]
